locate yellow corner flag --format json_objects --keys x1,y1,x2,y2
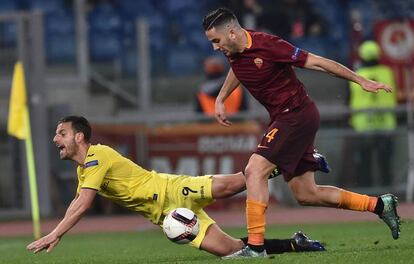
[
  {"x1": 8, "y1": 62, "x2": 28, "y2": 139},
  {"x1": 7, "y1": 61, "x2": 41, "y2": 239}
]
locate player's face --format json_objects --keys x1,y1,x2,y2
[
  {"x1": 205, "y1": 27, "x2": 239, "y2": 56},
  {"x1": 53, "y1": 122, "x2": 79, "y2": 160}
]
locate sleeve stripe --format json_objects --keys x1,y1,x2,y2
[{"x1": 80, "y1": 187, "x2": 99, "y2": 191}]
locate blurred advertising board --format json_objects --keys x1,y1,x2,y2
[{"x1": 147, "y1": 122, "x2": 262, "y2": 176}]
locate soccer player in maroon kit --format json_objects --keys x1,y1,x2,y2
[{"x1": 202, "y1": 8, "x2": 401, "y2": 258}]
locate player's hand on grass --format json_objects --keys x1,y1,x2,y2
[
  {"x1": 360, "y1": 79, "x2": 392, "y2": 93},
  {"x1": 26, "y1": 233, "x2": 61, "y2": 253},
  {"x1": 215, "y1": 101, "x2": 232, "y2": 127}
]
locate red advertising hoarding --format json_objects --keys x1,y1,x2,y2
[
  {"x1": 374, "y1": 20, "x2": 414, "y2": 102},
  {"x1": 147, "y1": 122, "x2": 263, "y2": 176}
]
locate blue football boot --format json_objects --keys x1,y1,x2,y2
[
  {"x1": 291, "y1": 231, "x2": 325, "y2": 252},
  {"x1": 313, "y1": 151, "x2": 331, "y2": 173}
]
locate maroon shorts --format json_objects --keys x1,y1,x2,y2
[{"x1": 255, "y1": 100, "x2": 320, "y2": 182}]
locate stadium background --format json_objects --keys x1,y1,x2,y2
[{"x1": 0, "y1": 0, "x2": 414, "y2": 230}]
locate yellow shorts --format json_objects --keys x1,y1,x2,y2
[{"x1": 161, "y1": 174, "x2": 216, "y2": 248}]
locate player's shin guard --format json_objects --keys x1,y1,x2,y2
[
  {"x1": 246, "y1": 199, "x2": 267, "y2": 247},
  {"x1": 338, "y1": 189, "x2": 376, "y2": 212}
]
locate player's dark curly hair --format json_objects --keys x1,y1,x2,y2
[
  {"x1": 59, "y1": 115, "x2": 91, "y2": 142},
  {"x1": 202, "y1": 7, "x2": 238, "y2": 31}
]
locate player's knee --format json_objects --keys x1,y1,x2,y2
[
  {"x1": 244, "y1": 165, "x2": 267, "y2": 181},
  {"x1": 243, "y1": 165, "x2": 253, "y2": 178}
]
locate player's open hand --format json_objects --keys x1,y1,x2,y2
[
  {"x1": 215, "y1": 101, "x2": 232, "y2": 127},
  {"x1": 26, "y1": 233, "x2": 60, "y2": 253},
  {"x1": 360, "y1": 79, "x2": 393, "y2": 93}
]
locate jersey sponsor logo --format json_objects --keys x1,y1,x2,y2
[
  {"x1": 291, "y1": 47, "x2": 300, "y2": 60},
  {"x1": 200, "y1": 185, "x2": 205, "y2": 199},
  {"x1": 257, "y1": 144, "x2": 269, "y2": 149},
  {"x1": 254, "y1": 57, "x2": 263, "y2": 69},
  {"x1": 182, "y1": 186, "x2": 198, "y2": 196},
  {"x1": 101, "y1": 180, "x2": 109, "y2": 191},
  {"x1": 84, "y1": 160, "x2": 99, "y2": 168},
  {"x1": 87, "y1": 153, "x2": 95, "y2": 157}
]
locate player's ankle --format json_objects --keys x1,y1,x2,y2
[
  {"x1": 374, "y1": 197, "x2": 384, "y2": 215},
  {"x1": 247, "y1": 243, "x2": 265, "y2": 252}
]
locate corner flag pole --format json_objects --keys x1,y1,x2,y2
[
  {"x1": 7, "y1": 62, "x2": 41, "y2": 239},
  {"x1": 24, "y1": 107, "x2": 41, "y2": 239}
]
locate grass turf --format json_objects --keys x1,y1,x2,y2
[{"x1": 1, "y1": 220, "x2": 412, "y2": 264}]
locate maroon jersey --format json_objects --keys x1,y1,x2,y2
[{"x1": 228, "y1": 30, "x2": 310, "y2": 119}]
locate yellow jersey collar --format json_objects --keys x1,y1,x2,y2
[{"x1": 243, "y1": 29, "x2": 252, "y2": 49}]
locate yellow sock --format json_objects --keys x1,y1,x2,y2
[
  {"x1": 338, "y1": 189, "x2": 375, "y2": 212},
  {"x1": 246, "y1": 199, "x2": 267, "y2": 245}
]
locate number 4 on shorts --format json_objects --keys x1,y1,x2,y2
[{"x1": 266, "y1": 128, "x2": 278, "y2": 143}]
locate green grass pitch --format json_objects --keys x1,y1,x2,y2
[{"x1": 1, "y1": 220, "x2": 412, "y2": 264}]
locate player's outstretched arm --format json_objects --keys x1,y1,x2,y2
[
  {"x1": 26, "y1": 188, "x2": 96, "y2": 253},
  {"x1": 215, "y1": 68, "x2": 241, "y2": 127},
  {"x1": 211, "y1": 172, "x2": 246, "y2": 199},
  {"x1": 303, "y1": 53, "x2": 393, "y2": 93}
]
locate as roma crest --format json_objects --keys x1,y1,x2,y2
[{"x1": 254, "y1": 57, "x2": 263, "y2": 69}]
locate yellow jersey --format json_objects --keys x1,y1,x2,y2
[
  {"x1": 349, "y1": 64, "x2": 397, "y2": 132},
  {"x1": 76, "y1": 144, "x2": 168, "y2": 225}
]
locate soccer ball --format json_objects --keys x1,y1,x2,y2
[{"x1": 162, "y1": 208, "x2": 200, "y2": 244}]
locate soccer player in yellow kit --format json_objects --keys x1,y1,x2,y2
[{"x1": 27, "y1": 116, "x2": 324, "y2": 257}]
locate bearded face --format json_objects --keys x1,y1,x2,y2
[
  {"x1": 205, "y1": 26, "x2": 241, "y2": 56},
  {"x1": 53, "y1": 122, "x2": 80, "y2": 160}
]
